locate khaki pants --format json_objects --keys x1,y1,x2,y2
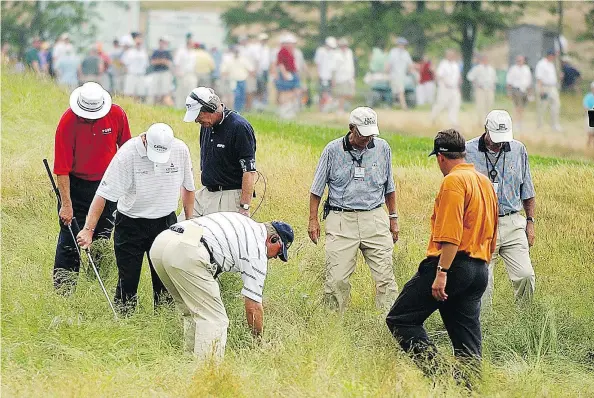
[
  {"x1": 324, "y1": 207, "x2": 398, "y2": 312},
  {"x1": 474, "y1": 87, "x2": 495, "y2": 125},
  {"x1": 537, "y1": 85, "x2": 561, "y2": 130},
  {"x1": 178, "y1": 187, "x2": 241, "y2": 221},
  {"x1": 176, "y1": 74, "x2": 198, "y2": 109},
  {"x1": 481, "y1": 213, "x2": 535, "y2": 309},
  {"x1": 150, "y1": 227, "x2": 229, "y2": 359},
  {"x1": 431, "y1": 85, "x2": 461, "y2": 127}
]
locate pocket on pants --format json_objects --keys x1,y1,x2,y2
[{"x1": 511, "y1": 214, "x2": 527, "y2": 230}]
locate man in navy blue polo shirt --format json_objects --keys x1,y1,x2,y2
[{"x1": 182, "y1": 87, "x2": 257, "y2": 218}]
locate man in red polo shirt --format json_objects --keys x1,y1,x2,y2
[{"x1": 53, "y1": 82, "x2": 131, "y2": 292}]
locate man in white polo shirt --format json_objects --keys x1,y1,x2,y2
[
  {"x1": 150, "y1": 213, "x2": 294, "y2": 359},
  {"x1": 431, "y1": 49, "x2": 461, "y2": 128},
  {"x1": 535, "y1": 50, "x2": 562, "y2": 132},
  {"x1": 506, "y1": 55, "x2": 532, "y2": 132},
  {"x1": 77, "y1": 123, "x2": 196, "y2": 314}
]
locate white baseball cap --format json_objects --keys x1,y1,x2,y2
[
  {"x1": 145, "y1": 123, "x2": 174, "y2": 164},
  {"x1": 69, "y1": 82, "x2": 112, "y2": 120},
  {"x1": 485, "y1": 110, "x2": 513, "y2": 143},
  {"x1": 183, "y1": 87, "x2": 221, "y2": 122},
  {"x1": 280, "y1": 33, "x2": 297, "y2": 44},
  {"x1": 349, "y1": 107, "x2": 379, "y2": 136},
  {"x1": 325, "y1": 36, "x2": 337, "y2": 49}
]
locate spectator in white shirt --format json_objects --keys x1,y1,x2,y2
[
  {"x1": 220, "y1": 45, "x2": 254, "y2": 112},
  {"x1": 77, "y1": 123, "x2": 196, "y2": 314},
  {"x1": 535, "y1": 50, "x2": 562, "y2": 132},
  {"x1": 238, "y1": 35, "x2": 258, "y2": 111},
  {"x1": 467, "y1": 54, "x2": 497, "y2": 126},
  {"x1": 314, "y1": 37, "x2": 338, "y2": 112},
  {"x1": 506, "y1": 55, "x2": 532, "y2": 131},
  {"x1": 255, "y1": 33, "x2": 272, "y2": 109},
  {"x1": 52, "y1": 33, "x2": 74, "y2": 66},
  {"x1": 121, "y1": 35, "x2": 149, "y2": 101},
  {"x1": 333, "y1": 37, "x2": 355, "y2": 114},
  {"x1": 174, "y1": 37, "x2": 198, "y2": 109},
  {"x1": 150, "y1": 213, "x2": 294, "y2": 359},
  {"x1": 386, "y1": 37, "x2": 413, "y2": 110},
  {"x1": 431, "y1": 49, "x2": 462, "y2": 128}
]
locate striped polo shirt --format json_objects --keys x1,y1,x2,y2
[
  {"x1": 97, "y1": 135, "x2": 196, "y2": 219},
  {"x1": 187, "y1": 212, "x2": 268, "y2": 303},
  {"x1": 310, "y1": 133, "x2": 395, "y2": 210}
]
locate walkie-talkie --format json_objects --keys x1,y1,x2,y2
[{"x1": 322, "y1": 198, "x2": 330, "y2": 220}]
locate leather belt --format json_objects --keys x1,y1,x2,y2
[
  {"x1": 328, "y1": 204, "x2": 381, "y2": 213},
  {"x1": 499, "y1": 211, "x2": 518, "y2": 217},
  {"x1": 205, "y1": 185, "x2": 241, "y2": 192}
]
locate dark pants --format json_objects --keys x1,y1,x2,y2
[
  {"x1": 386, "y1": 254, "x2": 488, "y2": 374},
  {"x1": 53, "y1": 175, "x2": 116, "y2": 291},
  {"x1": 113, "y1": 211, "x2": 176, "y2": 313}
]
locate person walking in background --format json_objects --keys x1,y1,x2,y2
[
  {"x1": 182, "y1": 87, "x2": 257, "y2": 217},
  {"x1": 239, "y1": 35, "x2": 258, "y2": 112},
  {"x1": 52, "y1": 33, "x2": 73, "y2": 69},
  {"x1": 386, "y1": 129, "x2": 497, "y2": 387},
  {"x1": 431, "y1": 49, "x2": 461, "y2": 128},
  {"x1": 561, "y1": 56, "x2": 581, "y2": 93},
  {"x1": 309, "y1": 107, "x2": 400, "y2": 313},
  {"x1": 24, "y1": 38, "x2": 42, "y2": 74},
  {"x1": 333, "y1": 38, "x2": 355, "y2": 115},
  {"x1": 314, "y1": 36, "x2": 338, "y2": 112},
  {"x1": 79, "y1": 46, "x2": 103, "y2": 84},
  {"x1": 220, "y1": 45, "x2": 252, "y2": 113},
  {"x1": 583, "y1": 82, "x2": 594, "y2": 148},
  {"x1": 535, "y1": 50, "x2": 562, "y2": 132},
  {"x1": 467, "y1": 54, "x2": 497, "y2": 127},
  {"x1": 254, "y1": 33, "x2": 271, "y2": 110},
  {"x1": 416, "y1": 55, "x2": 435, "y2": 106},
  {"x1": 174, "y1": 36, "x2": 198, "y2": 109},
  {"x1": 275, "y1": 33, "x2": 301, "y2": 119},
  {"x1": 96, "y1": 42, "x2": 112, "y2": 92},
  {"x1": 506, "y1": 55, "x2": 532, "y2": 132},
  {"x1": 386, "y1": 37, "x2": 413, "y2": 110},
  {"x1": 76, "y1": 123, "x2": 196, "y2": 314},
  {"x1": 150, "y1": 214, "x2": 293, "y2": 359},
  {"x1": 38, "y1": 42, "x2": 50, "y2": 75},
  {"x1": 194, "y1": 43, "x2": 216, "y2": 87},
  {"x1": 109, "y1": 38, "x2": 127, "y2": 95},
  {"x1": 148, "y1": 37, "x2": 174, "y2": 106},
  {"x1": 55, "y1": 47, "x2": 80, "y2": 90},
  {"x1": 53, "y1": 82, "x2": 131, "y2": 292},
  {"x1": 465, "y1": 110, "x2": 536, "y2": 309},
  {"x1": 121, "y1": 34, "x2": 149, "y2": 102}
]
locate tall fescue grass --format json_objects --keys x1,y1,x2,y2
[{"x1": 2, "y1": 72, "x2": 593, "y2": 397}]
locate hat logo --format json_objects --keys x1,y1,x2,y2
[
  {"x1": 153, "y1": 144, "x2": 168, "y2": 153},
  {"x1": 497, "y1": 123, "x2": 507, "y2": 131},
  {"x1": 439, "y1": 147, "x2": 449, "y2": 152},
  {"x1": 77, "y1": 96, "x2": 104, "y2": 112},
  {"x1": 363, "y1": 117, "x2": 375, "y2": 125}
]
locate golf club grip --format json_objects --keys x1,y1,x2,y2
[{"x1": 70, "y1": 217, "x2": 82, "y2": 236}]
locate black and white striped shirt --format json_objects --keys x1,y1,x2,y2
[{"x1": 186, "y1": 212, "x2": 268, "y2": 303}]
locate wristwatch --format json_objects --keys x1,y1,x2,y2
[
  {"x1": 240, "y1": 203, "x2": 250, "y2": 210},
  {"x1": 437, "y1": 265, "x2": 450, "y2": 274},
  {"x1": 526, "y1": 217, "x2": 535, "y2": 223}
]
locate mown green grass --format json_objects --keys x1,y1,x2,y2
[{"x1": 2, "y1": 72, "x2": 594, "y2": 397}]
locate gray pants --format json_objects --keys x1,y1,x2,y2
[{"x1": 482, "y1": 213, "x2": 535, "y2": 309}]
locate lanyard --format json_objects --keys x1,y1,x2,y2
[
  {"x1": 347, "y1": 150, "x2": 364, "y2": 167},
  {"x1": 484, "y1": 150, "x2": 505, "y2": 183}
]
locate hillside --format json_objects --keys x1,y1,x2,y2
[{"x1": 1, "y1": 73, "x2": 594, "y2": 397}]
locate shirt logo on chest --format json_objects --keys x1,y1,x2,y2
[
  {"x1": 101, "y1": 127, "x2": 112, "y2": 135},
  {"x1": 165, "y1": 162, "x2": 179, "y2": 174}
]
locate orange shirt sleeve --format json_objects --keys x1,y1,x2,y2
[{"x1": 432, "y1": 177, "x2": 465, "y2": 246}]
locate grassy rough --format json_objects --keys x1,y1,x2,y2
[{"x1": 2, "y1": 73, "x2": 594, "y2": 397}]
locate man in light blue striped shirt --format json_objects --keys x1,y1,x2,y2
[
  {"x1": 465, "y1": 110, "x2": 536, "y2": 308},
  {"x1": 308, "y1": 107, "x2": 399, "y2": 312}
]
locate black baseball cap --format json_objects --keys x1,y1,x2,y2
[
  {"x1": 428, "y1": 134, "x2": 466, "y2": 157},
  {"x1": 271, "y1": 221, "x2": 294, "y2": 262}
]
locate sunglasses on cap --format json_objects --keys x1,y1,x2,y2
[{"x1": 189, "y1": 91, "x2": 218, "y2": 114}]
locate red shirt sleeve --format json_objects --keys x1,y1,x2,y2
[
  {"x1": 53, "y1": 110, "x2": 75, "y2": 175},
  {"x1": 115, "y1": 105, "x2": 131, "y2": 147}
]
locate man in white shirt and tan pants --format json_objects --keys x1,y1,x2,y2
[
  {"x1": 431, "y1": 49, "x2": 461, "y2": 128},
  {"x1": 535, "y1": 50, "x2": 562, "y2": 132},
  {"x1": 467, "y1": 54, "x2": 497, "y2": 127},
  {"x1": 77, "y1": 123, "x2": 196, "y2": 314},
  {"x1": 506, "y1": 55, "x2": 532, "y2": 132}
]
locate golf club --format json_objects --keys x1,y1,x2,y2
[{"x1": 43, "y1": 158, "x2": 118, "y2": 319}]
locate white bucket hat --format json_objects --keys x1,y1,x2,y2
[
  {"x1": 145, "y1": 123, "x2": 174, "y2": 164},
  {"x1": 69, "y1": 82, "x2": 112, "y2": 120},
  {"x1": 485, "y1": 110, "x2": 513, "y2": 143}
]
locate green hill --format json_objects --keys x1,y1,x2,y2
[{"x1": 2, "y1": 73, "x2": 593, "y2": 396}]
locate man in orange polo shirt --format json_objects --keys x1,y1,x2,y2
[{"x1": 386, "y1": 129, "x2": 497, "y2": 384}]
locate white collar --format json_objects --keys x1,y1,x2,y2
[{"x1": 135, "y1": 135, "x2": 148, "y2": 158}]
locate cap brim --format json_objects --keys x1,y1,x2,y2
[
  {"x1": 146, "y1": 146, "x2": 171, "y2": 164},
  {"x1": 489, "y1": 130, "x2": 513, "y2": 143},
  {"x1": 183, "y1": 106, "x2": 202, "y2": 122},
  {"x1": 358, "y1": 125, "x2": 379, "y2": 137},
  {"x1": 428, "y1": 149, "x2": 438, "y2": 157},
  {"x1": 278, "y1": 243, "x2": 288, "y2": 262},
  {"x1": 69, "y1": 87, "x2": 112, "y2": 120}
]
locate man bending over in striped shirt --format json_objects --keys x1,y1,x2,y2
[{"x1": 150, "y1": 212, "x2": 294, "y2": 360}]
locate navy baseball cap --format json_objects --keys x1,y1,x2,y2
[{"x1": 271, "y1": 221, "x2": 294, "y2": 262}]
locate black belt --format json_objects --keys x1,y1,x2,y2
[
  {"x1": 169, "y1": 225, "x2": 223, "y2": 278},
  {"x1": 328, "y1": 204, "x2": 381, "y2": 213},
  {"x1": 499, "y1": 210, "x2": 518, "y2": 217},
  {"x1": 205, "y1": 185, "x2": 241, "y2": 192}
]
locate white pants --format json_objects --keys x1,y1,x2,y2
[
  {"x1": 176, "y1": 74, "x2": 198, "y2": 109},
  {"x1": 537, "y1": 86, "x2": 561, "y2": 130},
  {"x1": 150, "y1": 228, "x2": 229, "y2": 359},
  {"x1": 474, "y1": 87, "x2": 495, "y2": 125},
  {"x1": 416, "y1": 81, "x2": 436, "y2": 105},
  {"x1": 124, "y1": 74, "x2": 146, "y2": 97},
  {"x1": 148, "y1": 70, "x2": 173, "y2": 100},
  {"x1": 481, "y1": 213, "x2": 535, "y2": 309},
  {"x1": 431, "y1": 85, "x2": 461, "y2": 127},
  {"x1": 178, "y1": 187, "x2": 241, "y2": 221}
]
